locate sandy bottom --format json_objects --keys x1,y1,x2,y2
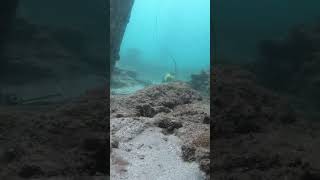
[{"x1": 111, "y1": 127, "x2": 205, "y2": 180}]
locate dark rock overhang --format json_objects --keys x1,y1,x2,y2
[
  {"x1": 110, "y1": 0, "x2": 135, "y2": 73},
  {"x1": 0, "y1": 0, "x2": 135, "y2": 75}
]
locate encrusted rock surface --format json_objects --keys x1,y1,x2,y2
[
  {"x1": 111, "y1": 82, "x2": 210, "y2": 179},
  {"x1": 212, "y1": 65, "x2": 320, "y2": 180},
  {"x1": 0, "y1": 87, "x2": 108, "y2": 179}
]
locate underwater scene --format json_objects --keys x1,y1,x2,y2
[
  {"x1": 5, "y1": 0, "x2": 320, "y2": 179},
  {"x1": 213, "y1": 0, "x2": 320, "y2": 179},
  {"x1": 111, "y1": 0, "x2": 210, "y2": 95},
  {"x1": 0, "y1": 0, "x2": 108, "y2": 178},
  {"x1": 110, "y1": 0, "x2": 210, "y2": 179}
]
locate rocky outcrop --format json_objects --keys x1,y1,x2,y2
[
  {"x1": 256, "y1": 21, "x2": 320, "y2": 107},
  {"x1": 110, "y1": 0, "x2": 135, "y2": 73},
  {"x1": 212, "y1": 65, "x2": 320, "y2": 180},
  {"x1": 0, "y1": 87, "x2": 108, "y2": 178},
  {"x1": 1, "y1": 0, "x2": 135, "y2": 75},
  {"x1": 111, "y1": 82, "x2": 210, "y2": 179},
  {"x1": 0, "y1": 2, "x2": 109, "y2": 99},
  {"x1": 1, "y1": 18, "x2": 96, "y2": 80},
  {"x1": 190, "y1": 70, "x2": 210, "y2": 96},
  {"x1": 17, "y1": 0, "x2": 107, "y2": 71},
  {"x1": 111, "y1": 67, "x2": 151, "y2": 91}
]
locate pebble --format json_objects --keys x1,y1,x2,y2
[
  {"x1": 137, "y1": 144, "x2": 144, "y2": 149},
  {"x1": 137, "y1": 154, "x2": 145, "y2": 159}
]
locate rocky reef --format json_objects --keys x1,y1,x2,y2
[
  {"x1": 190, "y1": 70, "x2": 210, "y2": 96},
  {"x1": 1, "y1": 0, "x2": 107, "y2": 67},
  {"x1": 1, "y1": 18, "x2": 98, "y2": 79},
  {"x1": 0, "y1": 87, "x2": 108, "y2": 179},
  {"x1": 0, "y1": 1, "x2": 110, "y2": 179},
  {"x1": 256, "y1": 20, "x2": 320, "y2": 107},
  {"x1": 213, "y1": 65, "x2": 320, "y2": 180},
  {"x1": 111, "y1": 82, "x2": 210, "y2": 179},
  {"x1": 0, "y1": 0, "x2": 136, "y2": 85},
  {"x1": 111, "y1": 67, "x2": 152, "y2": 95}
]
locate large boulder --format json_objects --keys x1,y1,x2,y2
[
  {"x1": 1, "y1": 0, "x2": 136, "y2": 75},
  {"x1": 110, "y1": 0, "x2": 135, "y2": 73}
]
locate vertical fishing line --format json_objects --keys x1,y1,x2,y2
[{"x1": 153, "y1": 0, "x2": 178, "y2": 79}]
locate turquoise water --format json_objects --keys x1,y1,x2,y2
[{"x1": 118, "y1": 0, "x2": 210, "y2": 82}]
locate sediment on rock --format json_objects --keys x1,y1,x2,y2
[
  {"x1": 212, "y1": 65, "x2": 320, "y2": 180},
  {"x1": 110, "y1": 82, "x2": 210, "y2": 179},
  {"x1": 0, "y1": 87, "x2": 108, "y2": 179}
]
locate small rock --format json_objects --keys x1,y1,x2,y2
[
  {"x1": 136, "y1": 104, "x2": 156, "y2": 117},
  {"x1": 137, "y1": 144, "x2": 144, "y2": 149},
  {"x1": 203, "y1": 115, "x2": 210, "y2": 124},
  {"x1": 181, "y1": 144, "x2": 196, "y2": 161},
  {"x1": 195, "y1": 148, "x2": 210, "y2": 161},
  {"x1": 158, "y1": 118, "x2": 183, "y2": 134},
  {"x1": 138, "y1": 154, "x2": 145, "y2": 159},
  {"x1": 199, "y1": 158, "x2": 210, "y2": 174},
  {"x1": 115, "y1": 113, "x2": 124, "y2": 118},
  {"x1": 111, "y1": 139, "x2": 119, "y2": 148}
]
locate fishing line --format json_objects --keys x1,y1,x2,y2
[
  {"x1": 153, "y1": 0, "x2": 178, "y2": 79},
  {"x1": 169, "y1": 53, "x2": 177, "y2": 78}
]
